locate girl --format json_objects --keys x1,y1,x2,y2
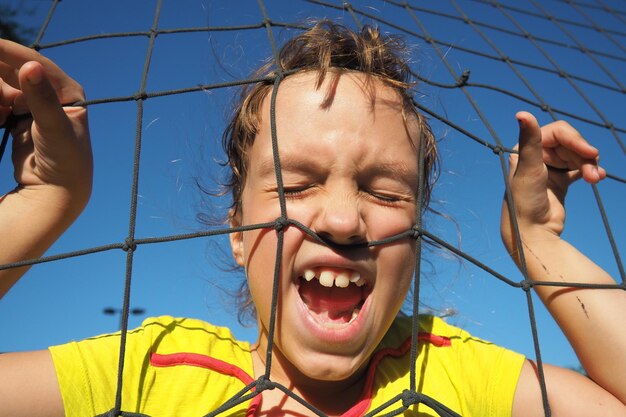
[{"x1": 0, "y1": 21, "x2": 625, "y2": 417}]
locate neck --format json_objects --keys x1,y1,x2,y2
[{"x1": 251, "y1": 332, "x2": 369, "y2": 417}]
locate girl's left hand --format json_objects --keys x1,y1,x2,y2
[{"x1": 501, "y1": 111, "x2": 606, "y2": 252}]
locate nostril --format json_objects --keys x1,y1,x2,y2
[
  {"x1": 316, "y1": 231, "x2": 369, "y2": 249},
  {"x1": 311, "y1": 196, "x2": 368, "y2": 247}
]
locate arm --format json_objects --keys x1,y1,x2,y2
[
  {"x1": 0, "y1": 39, "x2": 92, "y2": 416},
  {"x1": 0, "y1": 39, "x2": 92, "y2": 297},
  {"x1": 502, "y1": 112, "x2": 626, "y2": 416}
]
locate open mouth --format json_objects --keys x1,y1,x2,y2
[{"x1": 297, "y1": 268, "x2": 370, "y2": 327}]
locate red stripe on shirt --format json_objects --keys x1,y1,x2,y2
[
  {"x1": 342, "y1": 332, "x2": 451, "y2": 417},
  {"x1": 149, "y1": 331, "x2": 450, "y2": 417},
  {"x1": 150, "y1": 352, "x2": 261, "y2": 416}
]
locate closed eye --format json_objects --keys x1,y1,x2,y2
[
  {"x1": 370, "y1": 192, "x2": 400, "y2": 202},
  {"x1": 365, "y1": 190, "x2": 411, "y2": 206},
  {"x1": 281, "y1": 185, "x2": 315, "y2": 199}
]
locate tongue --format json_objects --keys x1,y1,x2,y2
[{"x1": 299, "y1": 279, "x2": 363, "y2": 323}]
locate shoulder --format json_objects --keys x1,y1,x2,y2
[
  {"x1": 371, "y1": 315, "x2": 525, "y2": 416},
  {"x1": 49, "y1": 317, "x2": 255, "y2": 417},
  {"x1": 135, "y1": 316, "x2": 251, "y2": 355},
  {"x1": 50, "y1": 316, "x2": 252, "y2": 371},
  {"x1": 383, "y1": 315, "x2": 525, "y2": 375},
  {"x1": 136, "y1": 316, "x2": 253, "y2": 369},
  {"x1": 380, "y1": 314, "x2": 475, "y2": 349},
  {"x1": 382, "y1": 314, "x2": 521, "y2": 354}
]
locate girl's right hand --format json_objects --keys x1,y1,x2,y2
[
  {"x1": 0, "y1": 39, "x2": 92, "y2": 298},
  {"x1": 0, "y1": 39, "x2": 92, "y2": 211}
]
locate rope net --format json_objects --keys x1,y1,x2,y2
[{"x1": 1, "y1": 0, "x2": 624, "y2": 416}]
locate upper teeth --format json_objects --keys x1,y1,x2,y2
[
  {"x1": 302, "y1": 269, "x2": 365, "y2": 288},
  {"x1": 335, "y1": 272, "x2": 350, "y2": 288}
]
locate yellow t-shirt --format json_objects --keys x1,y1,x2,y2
[{"x1": 49, "y1": 316, "x2": 524, "y2": 417}]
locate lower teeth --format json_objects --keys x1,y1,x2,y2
[
  {"x1": 350, "y1": 309, "x2": 359, "y2": 323},
  {"x1": 311, "y1": 307, "x2": 360, "y2": 326}
]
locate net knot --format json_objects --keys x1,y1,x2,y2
[
  {"x1": 492, "y1": 145, "x2": 503, "y2": 155},
  {"x1": 134, "y1": 92, "x2": 148, "y2": 101},
  {"x1": 401, "y1": 389, "x2": 422, "y2": 408},
  {"x1": 541, "y1": 104, "x2": 551, "y2": 112},
  {"x1": 411, "y1": 225, "x2": 422, "y2": 239},
  {"x1": 255, "y1": 376, "x2": 275, "y2": 392},
  {"x1": 122, "y1": 238, "x2": 137, "y2": 252},
  {"x1": 457, "y1": 69, "x2": 470, "y2": 86},
  {"x1": 520, "y1": 279, "x2": 533, "y2": 292},
  {"x1": 274, "y1": 217, "x2": 288, "y2": 232}
]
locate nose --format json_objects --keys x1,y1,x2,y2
[{"x1": 314, "y1": 191, "x2": 367, "y2": 246}]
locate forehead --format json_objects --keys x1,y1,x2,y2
[
  {"x1": 264, "y1": 70, "x2": 412, "y2": 129},
  {"x1": 250, "y1": 71, "x2": 418, "y2": 175}
]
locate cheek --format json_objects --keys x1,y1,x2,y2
[
  {"x1": 242, "y1": 228, "x2": 276, "y2": 271},
  {"x1": 243, "y1": 227, "x2": 306, "y2": 327},
  {"x1": 374, "y1": 236, "x2": 417, "y2": 295},
  {"x1": 242, "y1": 226, "x2": 301, "y2": 289},
  {"x1": 239, "y1": 184, "x2": 283, "y2": 226},
  {"x1": 243, "y1": 229, "x2": 276, "y2": 317},
  {"x1": 383, "y1": 242, "x2": 416, "y2": 271},
  {"x1": 366, "y1": 207, "x2": 416, "y2": 241}
]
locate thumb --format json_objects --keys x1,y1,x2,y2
[
  {"x1": 513, "y1": 111, "x2": 544, "y2": 179},
  {"x1": 18, "y1": 61, "x2": 73, "y2": 138}
]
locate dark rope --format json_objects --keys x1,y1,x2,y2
[
  {"x1": 256, "y1": 0, "x2": 287, "y2": 381},
  {"x1": 1, "y1": 2, "x2": 623, "y2": 417},
  {"x1": 111, "y1": 1, "x2": 164, "y2": 415}
]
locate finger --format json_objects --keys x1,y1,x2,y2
[
  {"x1": 545, "y1": 144, "x2": 601, "y2": 185},
  {"x1": 18, "y1": 61, "x2": 73, "y2": 136},
  {"x1": 580, "y1": 161, "x2": 604, "y2": 183},
  {"x1": 550, "y1": 145, "x2": 587, "y2": 171},
  {"x1": 544, "y1": 125, "x2": 602, "y2": 183},
  {"x1": 541, "y1": 120, "x2": 599, "y2": 160},
  {"x1": 0, "y1": 77, "x2": 22, "y2": 107},
  {"x1": 0, "y1": 61, "x2": 19, "y2": 87},
  {"x1": 0, "y1": 40, "x2": 84, "y2": 104},
  {"x1": 0, "y1": 39, "x2": 50, "y2": 72},
  {"x1": 514, "y1": 111, "x2": 545, "y2": 179}
]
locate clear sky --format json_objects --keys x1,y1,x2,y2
[{"x1": 1, "y1": 0, "x2": 624, "y2": 373}]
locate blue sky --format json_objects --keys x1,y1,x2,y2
[{"x1": 1, "y1": 0, "x2": 624, "y2": 373}]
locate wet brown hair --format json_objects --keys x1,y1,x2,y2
[
  {"x1": 221, "y1": 20, "x2": 439, "y2": 323},
  {"x1": 224, "y1": 20, "x2": 438, "y2": 218}
]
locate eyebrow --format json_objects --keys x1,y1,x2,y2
[
  {"x1": 366, "y1": 161, "x2": 419, "y2": 190},
  {"x1": 257, "y1": 155, "x2": 418, "y2": 189},
  {"x1": 368, "y1": 160, "x2": 416, "y2": 179},
  {"x1": 256, "y1": 154, "x2": 327, "y2": 179}
]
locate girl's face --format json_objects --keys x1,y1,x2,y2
[{"x1": 230, "y1": 71, "x2": 419, "y2": 386}]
